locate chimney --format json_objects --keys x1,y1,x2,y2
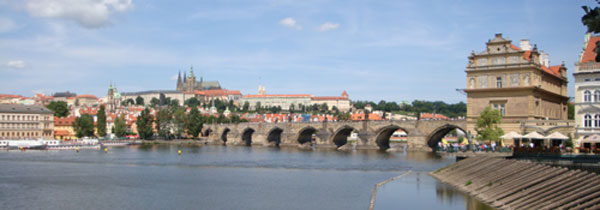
[
  {"x1": 495, "y1": 33, "x2": 502, "y2": 38},
  {"x1": 544, "y1": 53, "x2": 549, "y2": 67},
  {"x1": 519, "y1": 39, "x2": 532, "y2": 50},
  {"x1": 539, "y1": 50, "x2": 545, "y2": 66}
]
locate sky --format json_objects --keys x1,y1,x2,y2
[{"x1": 0, "y1": 0, "x2": 595, "y2": 103}]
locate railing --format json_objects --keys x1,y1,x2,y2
[{"x1": 577, "y1": 63, "x2": 600, "y2": 72}]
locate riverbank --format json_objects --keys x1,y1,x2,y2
[{"x1": 431, "y1": 156, "x2": 600, "y2": 209}]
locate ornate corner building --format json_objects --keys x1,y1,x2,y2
[
  {"x1": 465, "y1": 34, "x2": 569, "y2": 137},
  {"x1": 574, "y1": 34, "x2": 600, "y2": 141}
]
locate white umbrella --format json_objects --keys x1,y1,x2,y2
[
  {"x1": 583, "y1": 134, "x2": 600, "y2": 143},
  {"x1": 544, "y1": 132, "x2": 568, "y2": 140},
  {"x1": 501, "y1": 131, "x2": 522, "y2": 139},
  {"x1": 523, "y1": 131, "x2": 545, "y2": 139}
]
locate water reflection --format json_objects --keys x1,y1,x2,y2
[{"x1": 0, "y1": 145, "x2": 489, "y2": 210}]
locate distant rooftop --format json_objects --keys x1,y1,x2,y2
[{"x1": 0, "y1": 104, "x2": 53, "y2": 114}]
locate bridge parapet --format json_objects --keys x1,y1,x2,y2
[{"x1": 203, "y1": 120, "x2": 466, "y2": 151}]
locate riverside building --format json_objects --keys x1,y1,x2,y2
[
  {"x1": 574, "y1": 34, "x2": 600, "y2": 143},
  {"x1": 465, "y1": 34, "x2": 569, "y2": 137},
  {"x1": 0, "y1": 104, "x2": 54, "y2": 139}
]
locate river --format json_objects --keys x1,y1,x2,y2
[{"x1": 0, "y1": 145, "x2": 491, "y2": 210}]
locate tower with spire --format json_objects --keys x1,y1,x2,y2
[{"x1": 176, "y1": 71, "x2": 184, "y2": 91}]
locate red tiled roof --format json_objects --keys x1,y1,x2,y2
[
  {"x1": 54, "y1": 116, "x2": 76, "y2": 126},
  {"x1": 520, "y1": 50, "x2": 564, "y2": 79},
  {"x1": 195, "y1": 89, "x2": 242, "y2": 96},
  {"x1": 582, "y1": 36, "x2": 600, "y2": 63},
  {"x1": 243, "y1": 94, "x2": 312, "y2": 98},
  {"x1": 510, "y1": 44, "x2": 521, "y2": 50},
  {"x1": 54, "y1": 130, "x2": 71, "y2": 136},
  {"x1": 312, "y1": 96, "x2": 348, "y2": 100},
  {"x1": 77, "y1": 94, "x2": 97, "y2": 99}
]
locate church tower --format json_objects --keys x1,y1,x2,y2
[
  {"x1": 176, "y1": 71, "x2": 183, "y2": 91},
  {"x1": 185, "y1": 65, "x2": 196, "y2": 92}
]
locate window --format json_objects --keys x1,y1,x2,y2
[
  {"x1": 496, "y1": 77, "x2": 502, "y2": 88},
  {"x1": 585, "y1": 78, "x2": 591, "y2": 82},
  {"x1": 585, "y1": 90, "x2": 592, "y2": 102},
  {"x1": 492, "y1": 103, "x2": 506, "y2": 116},
  {"x1": 595, "y1": 115, "x2": 600, "y2": 127},
  {"x1": 596, "y1": 90, "x2": 600, "y2": 102},
  {"x1": 596, "y1": 78, "x2": 600, "y2": 81},
  {"x1": 585, "y1": 114, "x2": 592, "y2": 127}
]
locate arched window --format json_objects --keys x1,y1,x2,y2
[
  {"x1": 585, "y1": 114, "x2": 593, "y2": 127},
  {"x1": 595, "y1": 115, "x2": 600, "y2": 127},
  {"x1": 595, "y1": 90, "x2": 600, "y2": 102},
  {"x1": 585, "y1": 90, "x2": 592, "y2": 102}
]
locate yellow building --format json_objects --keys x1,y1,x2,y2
[
  {"x1": 54, "y1": 116, "x2": 77, "y2": 140},
  {"x1": 0, "y1": 104, "x2": 54, "y2": 139},
  {"x1": 465, "y1": 34, "x2": 569, "y2": 136}
]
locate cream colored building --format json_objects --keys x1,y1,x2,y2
[
  {"x1": 241, "y1": 86, "x2": 350, "y2": 112},
  {"x1": 574, "y1": 34, "x2": 600, "y2": 142},
  {"x1": 0, "y1": 104, "x2": 54, "y2": 139},
  {"x1": 465, "y1": 34, "x2": 569, "y2": 136}
]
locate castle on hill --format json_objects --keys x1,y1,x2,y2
[{"x1": 176, "y1": 66, "x2": 221, "y2": 92}]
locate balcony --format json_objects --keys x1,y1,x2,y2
[{"x1": 576, "y1": 63, "x2": 600, "y2": 73}]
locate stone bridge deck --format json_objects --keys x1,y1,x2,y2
[{"x1": 203, "y1": 120, "x2": 466, "y2": 151}]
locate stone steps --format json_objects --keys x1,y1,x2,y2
[{"x1": 431, "y1": 157, "x2": 600, "y2": 209}]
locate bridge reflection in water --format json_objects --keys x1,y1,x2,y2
[{"x1": 203, "y1": 120, "x2": 466, "y2": 151}]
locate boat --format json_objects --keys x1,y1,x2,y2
[
  {"x1": 101, "y1": 141, "x2": 131, "y2": 147},
  {"x1": 46, "y1": 143, "x2": 101, "y2": 150},
  {"x1": 4, "y1": 139, "x2": 47, "y2": 150}
]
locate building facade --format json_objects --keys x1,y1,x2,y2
[
  {"x1": 241, "y1": 85, "x2": 350, "y2": 111},
  {"x1": 54, "y1": 116, "x2": 76, "y2": 140},
  {"x1": 465, "y1": 34, "x2": 569, "y2": 136},
  {"x1": 176, "y1": 66, "x2": 221, "y2": 92},
  {"x1": 574, "y1": 34, "x2": 600, "y2": 141},
  {"x1": 0, "y1": 104, "x2": 54, "y2": 139}
]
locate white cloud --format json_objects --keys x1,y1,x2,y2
[
  {"x1": 25, "y1": 0, "x2": 134, "y2": 28},
  {"x1": 0, "y1": 17, "x2": 16, "y2": 33},
  {"x1": 6, "y1": 60, "x2": 26, "y2": 69},
  {"x1": 170, "y1": 74, "x2": 178, "y2": 81},
  {"x1": 278, "y1": 17, "x2": 301, "y2": 30},
  {"x1": 318, "y1": 22, "x2": 339, "y2": 31}
]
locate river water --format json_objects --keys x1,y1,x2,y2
[{"x1": 0, "y1": 145, "x2": 491, "y2": 210}]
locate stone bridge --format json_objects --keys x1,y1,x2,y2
[{"x1": 202, "y1": 120, "x2": 466, "y2": 151}]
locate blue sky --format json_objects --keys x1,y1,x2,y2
[{"x1": 0, "y1": 0, "x2": 594, "y2": 103}]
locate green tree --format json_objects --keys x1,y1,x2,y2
[
  {"x1": 96, "y1": 105, "x2": 107, "y2": 137},
  {"x1": 185, "y1": 97, "x2": 200, "y2": 107},
  {"x1": 172, "y1": 107, "x2": 187, "y2": 138},
  {"x1": 150, "y1": 97, "x2": 160, "y2": 107},
  {"x1": 46, "y1": 101, "x2": 69, "y2": 117},
  {"x1": 113, "y1": 115, "x2": 127, "y2": 138},
  {"x1": 73, "y1": 114, "x2": 95, "y2": 138},
  {"x1": 583, "y1": 1, "x2": 600, "y2": 62},
  {"x1": 136, "y1": 108, "x2": 154, "y2": 140},
  {"x1": 568, "y1": 103, "x2": 575, "y2": 120},
  {"x1": 242, "y1": 101, "x2": 250, "y2": 112},
  {"x1": 170, "y1": 99, "x2": 180, "y2": 107},
  {"x1": 186, "y1": 107, "x2": 203, "y2": 138},
  {"x1": 135, "y1": 96, "x2": 144, "y2": 105},
  {"x1": 156, "y1": 108, "x2": 172, "y2": 139},
  {"x1": 475, "y1": 107, "x2": 504, "y2": 142}
]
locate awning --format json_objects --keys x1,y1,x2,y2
[
  {"x1": 545, "y1": 132, "x2": 569, "y2": 140},
  {"x1": 583, "y1": 134, "x2": 600, "y2": 143},
  {"x1": 500, "y1": 131, "x2": 522, "y2": 139},
  {"x1": 523, "y1": 132, "x2": 545, "y2": 139}
]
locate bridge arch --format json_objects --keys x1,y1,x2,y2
[
  {"x1": 331, "y1": 126, "x2": 356, "y2": 147},
  {"x1": 297, "y1": 126, "x2": 317, "y2": 145},
  {"x1": 203, "y1": 128, "x2": 213, "y2": 137},
  {"x1": 426, "y1": 124, "x2": 466, "y2": 149},
  {"x1": 242, "y1": 128, "x2": 255, "y2": 146},
  {"x1": 375, "y1": 125, "x2": 409, "y2": 150},
  {"x1": 221, "y1": 128, "x2": 230, "y2": 143},
  {"x1": 267, "y1": 127, "x2": 284, "y2": 146}
]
